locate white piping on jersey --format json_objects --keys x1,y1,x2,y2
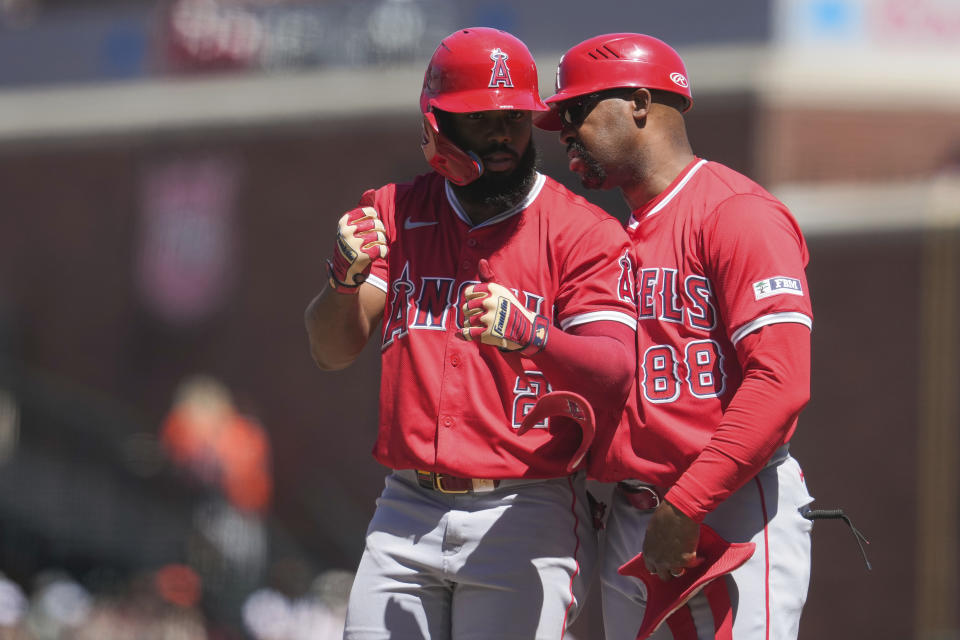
[
  {"x1": 730, "y1": 311, "x2": 812, "y2": 346},
  {"x1": 365, "y1": 274, "x2": 389, "y2": 293},
  {"x1": 560, "y1": 310, "x2": 638, "y2": 331},
  {"x1": 627, "y1": 159, "x2": 708, "y2": 230},
  {"x1": 445, "y1": 172, "x2": 547, "y2": 230}
]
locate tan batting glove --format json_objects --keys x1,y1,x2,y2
[
  {"x1": 460, "y1": 282, "x2": 549, "y2": 355},
  {"x1": 327, "y1": 206, "x2": 387, "y2": 294}
]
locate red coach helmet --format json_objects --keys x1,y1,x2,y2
[
  {"x1": 419, "y1": 27, "x2": 549, "y2": 185},
  {"x1": 538, "y1": 33, "x2": 692, "y2": 131}
]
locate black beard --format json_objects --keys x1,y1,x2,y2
[
  {"x1": 451, "y1": 142, "x2": 540, "y2": 210},
  {"x1": 567, "y1": 140, "x2": 607, "y2": 190}
]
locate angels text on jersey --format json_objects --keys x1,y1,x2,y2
[{"x1": 380, "y1": 262, "x2": 546, "y2": 349}]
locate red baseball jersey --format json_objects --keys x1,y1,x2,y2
[
  {"x1": 363, "y1": 171, "x2": 637, "y2": 478},
  {"x1": 589, "y1": 159, "x2": 813, "y2": 489}
]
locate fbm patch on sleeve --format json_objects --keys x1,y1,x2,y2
[{"x1": 753, "y1": 276, "x2": 803, "y2": 300}]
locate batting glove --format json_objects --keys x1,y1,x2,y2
[
  {"x1": 461, "y1": 282, "x2": 550, "y2": 356},
  {"x1": 327, "y1": 206, "x2": 387, "y2": 294}
]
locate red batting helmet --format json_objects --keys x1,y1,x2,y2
[
  {"x1": 537, "y1": 33, "x2": 692, "y2": 131},
  {"x1": 419, "y1": 27, "x2": 549, "y2": 185}
]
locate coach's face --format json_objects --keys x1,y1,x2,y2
[{"x1": 556, "y1": 90, "x2": 641, "y2": 191}]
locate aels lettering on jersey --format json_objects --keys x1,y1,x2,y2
[
  {"x1": 488, "y1": 48, "x2": 514, "y2": 88},
  {"x1": 636, "y1": 267, "x2": 717, "y2": 331},
  {"x1": 753, "y1": 276, "x2": 803, "y2": 300},
  {"x1": 381, "y1": 260, "x2": 545, "y2": 350}
]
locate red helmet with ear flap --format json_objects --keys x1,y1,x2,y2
[
  {"x1": 537, "y1": 33, "x2": 692, "y2": 131},
  {"x1": 419, "y1": 27, "x2": 549, "y2": 185}
]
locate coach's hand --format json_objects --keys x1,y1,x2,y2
[
  {"x1": 642, "y1": 500, "x2": 703, "y2": 581},
  {"x1": 327, "y1": 206, "x2": 387, "y2": 294},
  {"x1": 461, "y1": 282, "x2": 549, "y2": 356}
]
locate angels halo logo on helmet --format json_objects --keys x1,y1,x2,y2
[
  {"x1": 488, "y1": 48, "x2": 514, "y2": 88},
  {"x1": 536, "y1": 33, "x2": 693, "y2": 132},
  {"x1": 419, "y1": 27, "x2": 549, "y2": 186}
]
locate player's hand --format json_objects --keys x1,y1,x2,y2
[
  {"x1": 641, "y1": 500, "x2": 704, "y2": 581},
  {"x1": 327, "y1": 206, "x2": 387, "y2": 294},
  {"x1": 460, "y1": 281, "x2": 549, "y2": 356}
]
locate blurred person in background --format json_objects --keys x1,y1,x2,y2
[
  {"x1": 160, "y1": 374, "x2": 272, "y2": 514},
  {"x1": 160, "y1": 374, "x2": 273, "y2": 631},
  {"x1": 242, "y1": 560, "x2": 353, "y2": 640},
  {"x1": 287, "y1": 569, "x2": 353, "y2": 640},
  {"x1": 22, "y1": 571, "x2": 91, "y2": 640},
  {"x1": 71, "y1": 567, "x2": 208, "y2": 640},
  {"x1": 0, "y1": 573, "x2": 27, "y2": 640}
]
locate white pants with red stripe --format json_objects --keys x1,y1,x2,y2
[
  {"x1": 343, "y1": 470, "x2": 598, "y2": 640},
  {"x1": 600, "y1": 453, "x2": 814, "y2": 640}
]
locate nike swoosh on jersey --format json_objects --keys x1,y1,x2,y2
[{"x1": 404, "y1": 219, "x2": 439, "y2": 229}]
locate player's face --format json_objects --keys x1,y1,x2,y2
[
  {"x1": 439, "y1": 109, "x2": 539, "y2": 207},
  {"x1": 444, "y1": 109, "x2": 533, "y2": 175},
  {"x1": 556, "y1": 91, "x2": 638, "y2": 190}
]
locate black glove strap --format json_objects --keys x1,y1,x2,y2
[{"x1": 326, "y1": 259, "x2": 362, "y2": 295}]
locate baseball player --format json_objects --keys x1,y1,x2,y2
[
  {"x1": 304, "y1": 27, "x2": 639, "y2": 639},
  {"x1": 538, "y1": 34, "x2": 816, "y2": 639}
]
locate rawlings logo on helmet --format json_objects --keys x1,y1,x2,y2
[
  {"x1": 670, "y1": 72, "x2": 689, "y2": 88},
  {"x1": 489, "y1": 48, "x2": 514, "y2": 88}
]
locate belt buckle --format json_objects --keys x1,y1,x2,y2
[
  {"x1": 433, "y1": 473, "x2": 470, "y2": 494},
  {"x1": 416, "y1": 470, "x2": 497, "y2": 494}
]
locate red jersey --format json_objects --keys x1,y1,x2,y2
[
  {"x1": 364, "y1": 171, "x2": 637, "y2": 478},
  {"x1": 590, "y1": 159, "x2": 812, "y2": 497}
]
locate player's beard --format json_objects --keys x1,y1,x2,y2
[
  {"x1": 451, "y1": 141, "x2": 540, "y2": 211},
  {"x1": 567, "y1": 140, "x2": 607, "y2": 190}
]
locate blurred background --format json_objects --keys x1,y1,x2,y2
[{"x1": 0, "y1": 0, "x2": 957, "y2": 638}]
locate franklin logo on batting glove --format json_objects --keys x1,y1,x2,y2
[
  {"x1": 494, "y1": 298, "x2": 510, "y2": 334},
  {"x1": 462, "y1": 283, "x2": 549, "y2": 356}
]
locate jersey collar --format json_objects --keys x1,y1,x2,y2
[
  {"x1": 445, "y1": 172, "x2": 546, "y2": 230},
  {"x1": 627, "y1": 158, "x2": 707, "y2": 230}
]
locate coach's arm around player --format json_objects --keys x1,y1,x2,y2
[{"x1": 458, "y1": 259, "x2": 637, "y2": 417}]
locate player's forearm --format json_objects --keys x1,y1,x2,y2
[
  {"x1": 665, "y1": 323, "x2": 811, "y2": 521},
  {"x1": 531, "y1": 320, "x2": 637, "y2": 412},
  {"x1": 304, "y1": 285, "x2": 380, "y2": 370}
]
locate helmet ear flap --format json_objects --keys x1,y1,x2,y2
[{"x1": 420, "y1": 112, "x2": 484, "y2": 186}]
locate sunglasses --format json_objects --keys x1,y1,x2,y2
[{"x1": 556, "y1": 88, "x2": 639, "y2": 127}]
